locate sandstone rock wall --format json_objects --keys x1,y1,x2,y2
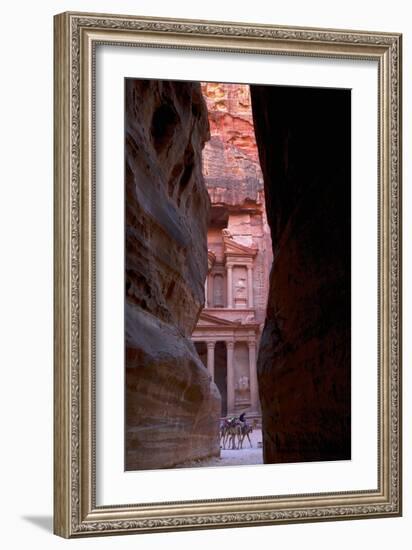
[
  {"x1": 201, "y1": 82, "x2": 264, "y2": 207},
  {"x1": 250, "y1": 85, "x2": 351, "y2": 463},
  {"x1": 201, "y1": 83, "x2": 273, "y2": 326},
  {"x1": 125, "y1": 79, "x2": 221, "y2": 470}
]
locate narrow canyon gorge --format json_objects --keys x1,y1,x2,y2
[{"x1": 125, "y1": 78, "x2": 351, "y2": 470}]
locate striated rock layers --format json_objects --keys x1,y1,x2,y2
[
  {"x1": 250, "y1": 85, "x2": 351, "y2": 463},
  {"x1": 125, "y1": 79, "x2": 221, "y2": 471},
  {"x1": 200, "y1": 83, "x2": 273, "y2": 327},
  {"x1": 201, "y1": 82, "x2": 264, "y2": 207}
]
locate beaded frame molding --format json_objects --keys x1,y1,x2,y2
[{"x1": 54, "y1": 11, "x2": 402, "y2": 538}]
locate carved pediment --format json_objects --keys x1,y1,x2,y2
[
  {"x1": 197, "y1": 311, "x2": 240, "y2": 327},
  {"x1": 196, "y1": 311, "x2": 259, "y2": 330},
  {"x1": 222, "y1": 231, "x2": 257, "y2": 258}
]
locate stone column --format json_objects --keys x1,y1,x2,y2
[
  {"x1": 248, "y1": 340, "x2": 259, "y2": 413},
  {"x1": 226, "y1": 341, "x2": 235, "y2": 415},
  {"x1": 247, "y1": 265, "x2": 254, "y2": 308},
  {"x1": 206, "y1": 341, "x2": 215, "y2": 381},
  {"x1": 205, "y1": 275, "x2": 208, "y2": 308},
  {"x1": 227, "y1": 265, "x2": 233, "y2": 308}
]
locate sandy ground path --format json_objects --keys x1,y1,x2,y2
[{"x1": 175, "y1": 429, "x2": 263, "y2": 469}]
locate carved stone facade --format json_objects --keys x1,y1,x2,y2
[{"x1": 192, "y1": 83, "x2": 272, "y2": 419}]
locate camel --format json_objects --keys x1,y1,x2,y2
[
  {"x1": 238, "y1": 423, "x2": 253, "y2": 449},
  {"x1": 220, "y1": 418, "x2": 238, "y2": 449},
  {"x1": 227, "y1": 422, "x2": 242, "y2": 450},
  {"x1": 220, "y1": 415, "x2": 253, "y2": 450}
]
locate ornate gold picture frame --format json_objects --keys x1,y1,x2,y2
[{"x1": 53, "y1": 11, "x2": 402, "y2": 538}]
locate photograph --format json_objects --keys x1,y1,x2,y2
[
  {"x1": 124, "y1": 78, "x2": 351, "y2": 471},
  {"x1": 53, "y1": 11, "x2": 401, "y2": 537}
]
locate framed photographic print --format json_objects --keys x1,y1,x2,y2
[{"x1": 53, "y1": 11, "x2": 402, "y2": 537}]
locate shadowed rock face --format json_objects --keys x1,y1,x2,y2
[
  {"x1": 250, "y1": 85, "x2": 351, "y2": 463},
  {"x1": 125, "y1": 79, "x2": 221, "y2": 471}
]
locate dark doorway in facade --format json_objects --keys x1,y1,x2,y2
[{"x1": 214, "y1": 341, "x2": 227, "y2": 417}]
